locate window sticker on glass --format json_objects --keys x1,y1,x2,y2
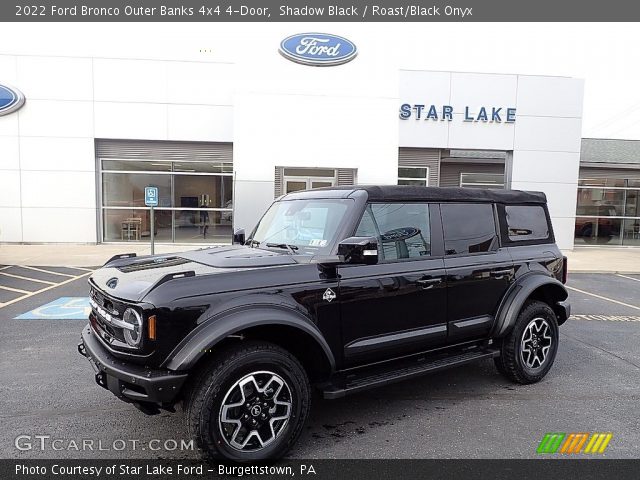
[{"x1": 309, "y1": 239, "x2": 328, "y2": 247}]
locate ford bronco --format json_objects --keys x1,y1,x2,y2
[{"x1": 78, "y1": 185, "x2": 570, "y2": 462}]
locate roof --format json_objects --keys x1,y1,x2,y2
[
  {"x1": 284, "y1": 185, "x2": 547, "y2": 204},
  {"x1": 581, "y1": 138, "x2": 640, "y2": 165}
]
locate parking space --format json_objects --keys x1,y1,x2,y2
[
  {"x1": 0, "y1": 265, "x2": 93, "y2": 308},
  {"x1": 0, "y1": 271, "x2": 638, "y2": 459}
]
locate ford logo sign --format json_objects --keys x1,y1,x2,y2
[
  {"x1": 0, "y1": 84, "x2": 25, "y2": 116},
  {"x1": 279, "y1": 33, "x2": 357, "y2": 67}
]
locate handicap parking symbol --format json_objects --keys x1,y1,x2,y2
[{"x1": 15, "y1": 297, "x2": 91, "y2": 320}]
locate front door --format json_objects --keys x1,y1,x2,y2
[
  {"x1": 338, "y1": 202, "x2": 447, "y2": 367},
  {"x1": 440, "y1": 202, "x2": 515, "y2": 340}
]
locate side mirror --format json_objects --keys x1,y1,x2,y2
[
  {"x1": 233, "y1": 228, "x2": 246, "y2": 245},
  {"x1": 337, "y1": 236, "x2": 378, "y2": 265}
]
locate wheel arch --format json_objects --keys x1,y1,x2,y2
[
  {"x1": 163, "y1": 306, "x2": 336, "y2": 382},
  {"x1": 492, "y1": 274, "x2": 570, "y2": 338}
]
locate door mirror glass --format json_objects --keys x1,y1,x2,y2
[
  {"x1": 233, "y1": 228, "x2": 246, "y2": 245},
  {"x1": 337, "y1": 236, "x2": 378, "y2": 265}
]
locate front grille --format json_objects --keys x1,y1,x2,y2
[{"x1": 89, "y1": 285, "x2": 132, "y2": 346}]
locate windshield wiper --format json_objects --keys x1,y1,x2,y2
[{"x1": 265, "y1": 243, "x2": 299, "y2": 254}]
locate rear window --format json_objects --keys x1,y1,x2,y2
[
  {"x1": 505, "y1": 205, "x2": 550, "y2": 241},
  {"x1": 441, "y1": 203, "x2": 498, "y2": 255}
]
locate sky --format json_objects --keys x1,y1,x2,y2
[{"x1": 1, "y1": 22, "x2": 639, "y2": 139}]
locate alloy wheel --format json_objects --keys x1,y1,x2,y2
[
  {"x1": 520, "y1": 317, "x2": 553, "y2": 369},
  {"x1": 218, "y1": 371, "x2": 292, "y2": 452}
]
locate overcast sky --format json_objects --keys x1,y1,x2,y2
[{"x1": 1, "y1": 22, "x2": 638, "y2": 140}]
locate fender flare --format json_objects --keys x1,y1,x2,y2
[
  {"x1": 162, "y1": 306, "x2": 336, "y2": 373},
  {"x1": 491, "y1": 274, "x2": 569, "y2": 338}
]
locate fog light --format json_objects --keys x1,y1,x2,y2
[{"x1": 122, "y1": 308, "x2": 143, "y2": 347}]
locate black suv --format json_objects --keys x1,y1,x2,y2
[{"x1": 78, "y1": 186, "x2": 569, "y2": 462}]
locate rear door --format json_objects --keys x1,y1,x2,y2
[
  {"x1": 440, "y1": 202, "x2": 515, "y2": 341},
  {"x1": 338, "y1": 202, "x2": 447, "y2": 367}
]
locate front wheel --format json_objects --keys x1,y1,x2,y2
[
  {"x1": 184, "y1": 341, "x2": 311, "y2": 462},
  {"x1": 494, "y1": 300, "x2": 559, "y2": 384}
]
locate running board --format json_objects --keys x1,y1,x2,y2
[{"x1": 322, "y1": 348, "x2": 500, "y2": 400}]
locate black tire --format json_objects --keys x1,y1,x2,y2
[
  {"x1": 494, "y1": 300, "x2": 559, "y2": 384},
  {"x1": 184, "y1": 341, "x2": 311, "y2": 462}
]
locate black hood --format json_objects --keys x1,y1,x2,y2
[{"x1": 90, "y1": 246, "x2": 300, "y2": 302}]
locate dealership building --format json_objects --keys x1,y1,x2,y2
[{"x1": 1, "y1": 34, "x2": 639, "y2": 250}]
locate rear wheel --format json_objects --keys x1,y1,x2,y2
[
  {"x1": 184, "y1": 341, "x2": 311, "y2": 462},
  {"x1": 494, "y1": 300, "x2": 559, "y2": 384}
]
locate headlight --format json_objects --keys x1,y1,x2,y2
[{"x1": 122, "y1": 308, "x2": 143, "y2": 347}]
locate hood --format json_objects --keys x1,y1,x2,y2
[{"x1": 90, "y1": 245, "x2": 299, "y2": 302}]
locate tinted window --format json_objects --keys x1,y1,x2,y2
[
  {"x1": 355, "y1": 203, "x2": 431, "y2": 261},
  {"x1": 506, "y1": 205, "x2": 550, "y2": 241},
  {"x1": 441, "y1": 203, "x2": 498, "y2": 255}
]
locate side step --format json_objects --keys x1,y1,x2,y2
[{"x1": 322, "y1": 348, "x2": 499, "y2": 400}]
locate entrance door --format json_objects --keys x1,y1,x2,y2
[
  {"x1": 285, "y1": 177, "x2": 335, "y2": 194},
  {"x1": 338, "y1": 202, "x2": 447, "y2": 366}
]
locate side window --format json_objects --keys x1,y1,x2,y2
[
  {"x1": 441, "y1": 203, "x2": 498, "y2": 255},
  {"x1": 355, "y1": 203, "x2": 431, "y2": 261},
  {"x1": 505, "y1": 205, "x2": 550, "y2": 241}
]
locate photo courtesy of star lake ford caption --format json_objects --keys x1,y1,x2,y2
[
  {"x1": 15, "y1": 464, "x2": 206, "y2": 476},
  {"x1": 79, "y1": 185, "x2": 570, "y2": 462}
]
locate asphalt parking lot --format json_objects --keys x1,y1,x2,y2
[{"x1": 0, "y1": 269, "x2": 638, "y2": 459}]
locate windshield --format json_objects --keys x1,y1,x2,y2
[{"x1": 249, "y1": 199, "x2": 352, "y2": 255}]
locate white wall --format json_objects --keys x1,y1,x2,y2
[
  {"x1": 232, "y1": 29, "x2": 399, "y2": 232},
  {"x1": 399, "y1": 70, "x2": 584, "y2": 249},
  {"x1": 0, "y1": 54, "x2": 234, "y2": 243},
  {"x1": 0, "y1": 49, "x2": 583, "y2": 249}
]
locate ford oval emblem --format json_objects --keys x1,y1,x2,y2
[
  {"x1": 279, "y1": 33, "x2": 357, "y2": 67},
  {"x1": 0, "y1": 84, "x2": 25, "y2": 116}
]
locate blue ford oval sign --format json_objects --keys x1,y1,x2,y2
[
  {"x1": 279, "y1": 33, "x2": 357, "y2": 67},
  {"x1": 0, "y1": 84, "x2": 25, "y2": 116}
]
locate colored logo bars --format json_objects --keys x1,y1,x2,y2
[{"x1": 537, "y1": 432, "x2": 613, "y2": 454}]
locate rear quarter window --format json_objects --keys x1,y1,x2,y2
[{"x1": 505, "y1": 205, "x2": 550, "y2": 241}]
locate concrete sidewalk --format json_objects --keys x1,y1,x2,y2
[{"x1": 1, "y1": 243, "x2": 640, "y2": 273}]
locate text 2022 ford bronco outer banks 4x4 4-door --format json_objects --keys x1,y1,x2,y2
[{"x1": 78, "y1": 185, "x2": 570, "y2": 462}]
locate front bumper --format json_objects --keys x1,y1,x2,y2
[{"x1": 78, "y1": 325, "x2": 187, "y2": 406}]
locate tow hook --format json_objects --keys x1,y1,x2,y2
[{"x1": 77, "y1": 342, "x2": 87, "y2": 358}]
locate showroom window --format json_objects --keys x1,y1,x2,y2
[
  {"x1": 575, "y1": 177, "x2": 640, "y2": 246},
  {"x1": 100, "y1": 158, "x2": 233, "y2": 243},
  {"x1": 459, "y1": 173, "x2": 505, "y2": 189},
  {"x1": 398, "y1": 167, "x2": 429, "y2": 186}
]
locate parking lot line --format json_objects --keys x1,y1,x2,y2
[
  {"x1": 0, "y1": 271, "x2": 57, "y2": 285},
  {"x1": 0, "y1": 284, "x2": 31, "y2": 294},
  {"x1": 19, "y1": 265, "x2": 76, "y2": 278},
  {"x1": 616, "y1": 274, "x2": 640, "y2": 283},
  {"x1": 65, "y1": 266, "x2": 94, "y2": 272},
  {"x1": 0, "y1": 270, "x2": 93, "y2": 310},
  {"x1": 566, "y1": 285, "x2": 640, "y2": 311}
]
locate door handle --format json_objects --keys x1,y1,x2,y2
[
  {"x1": 416, "y1": 277, "x2": 443, "y2": 289},
  {"x1": 491, "y1": 268, "x2": 513, "y2": 279}
]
